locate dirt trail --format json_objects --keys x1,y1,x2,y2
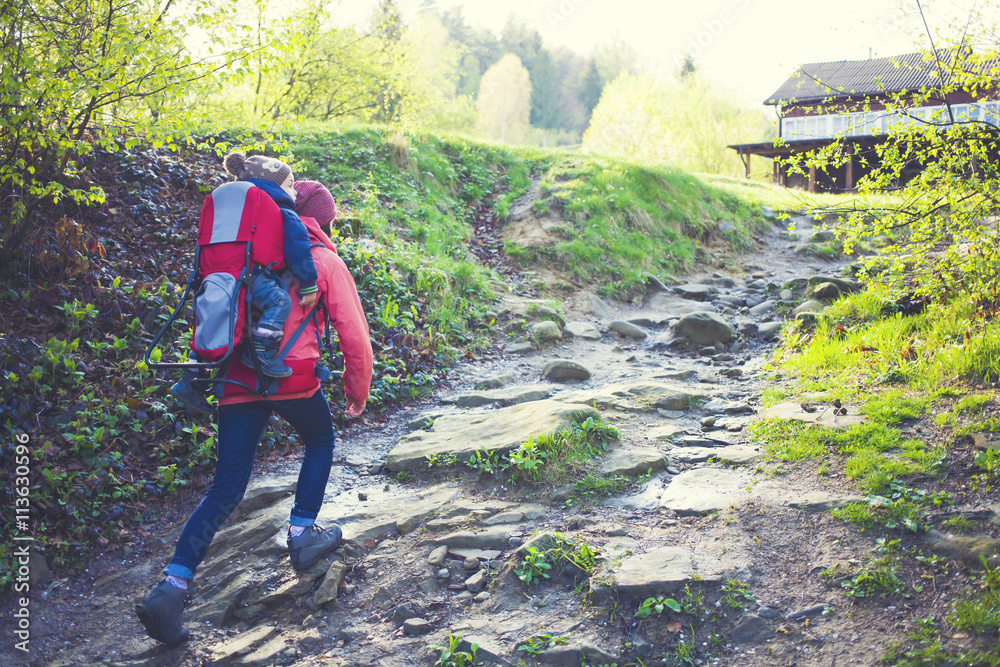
[{"x1": 6, "y1": 215, "x2": 895, "y2": 667}]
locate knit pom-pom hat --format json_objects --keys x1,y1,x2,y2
[
  {"x1": 223, "y1": 151, "x2": 293, "y2": 187},
  {"x1": 293, "y1": 181, "x2": 337, "y2": 227}
]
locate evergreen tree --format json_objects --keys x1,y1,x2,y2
[
  {"x1": 529, "y1": 49, "x2": 560, "y2": 129},
  {"x1": 580, "y1": 59, "x2": 603, "y2": 116},
  {"x1": 500, "y1": 17, "x2": 541, "y2": 71}
]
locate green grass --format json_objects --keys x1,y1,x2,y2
[
  {"x1": 765, "y1": 277, "x2": 1000, "y2": 666},
  {"x1": 747, "y1": 420, "x2": 942, "y2": 494},
  {"x1": 779, "y1": 288, "x2": 1000, "y2": 390},
  {"x1": 507, "y1": 155, "x2": 768, "y2": 298}
]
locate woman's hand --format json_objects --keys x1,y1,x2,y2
[{"x1": 345, "y1": 398, "x2": 366, "y2": 418}]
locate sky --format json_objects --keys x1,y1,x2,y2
[{"x1": 336, "y1": 0, "x2": 991, "y2": 110}]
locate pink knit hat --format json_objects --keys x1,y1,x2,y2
[{"x1": 293, "y1": 181, "x2": 337, "y2": 227}]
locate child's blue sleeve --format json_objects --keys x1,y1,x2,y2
[{"x1": 282, "y1": 210, "x2": 318, "y2": 294}]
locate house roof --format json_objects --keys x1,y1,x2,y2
[{"x1": 765, "y1": 52, "x2": 948, "y2": 106}]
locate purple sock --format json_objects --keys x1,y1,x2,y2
[
  {"x1": 289, "y1": 525, "x2": 306, "y2": 537},
  {"x1": 165, "y1": 575, "x2": 188, "y2": 589}
]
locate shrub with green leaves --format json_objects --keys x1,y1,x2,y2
[{"x1": 514, "y1": 547, "x2": 552, "y2": 585}]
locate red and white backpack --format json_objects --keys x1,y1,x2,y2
[{"x1": 189, "y1": 181, "x2": 286, "y2": 362}]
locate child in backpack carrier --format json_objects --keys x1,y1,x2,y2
[{"x1": 169, "y1": 154, "x2": 326, "y2": 414}]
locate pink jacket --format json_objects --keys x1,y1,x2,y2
[{"x1": 221, "y1": 216, "x2": 373, "y2": 405}]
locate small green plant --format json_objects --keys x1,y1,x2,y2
[
  {"x1": 721, "y1": 578, "x2": 755, "y2": 610},
  {"x1": 56, "y1": 298, "x2": 99, "y2": 332},
  {"x1": 515, "y1": 547, "x2": 552, "y2": 585},
  {"x1": 941, "y1": 514, "x2": 977, "y2": 533},
  {"x1": 426, "y1": 632, "x2": 481, "y2": 667},
  {"x1": 973, "y1": 448, "x2": 1000, "y2": 476},
  {"x1": 635, "y1": 595, "x2": 681, "y2": 618},
  {"x1": 517, "y1": 632, "x2": 568, "y2": 655},
  {"x1": 842, "y1": 563, "x2": 909, "y2": 598},
  {"x1": 426, "y1": 452, "x2": 459, "y2": 468},
  {"x1": 395, "y1": 470, "x2": 413, "y2": 483},
  {"x1": 465, "y1": 448, "x2": 509, "y2": 476},
  {"x1": 675, "y1": 638, "x2": 697, "y2": 666}
]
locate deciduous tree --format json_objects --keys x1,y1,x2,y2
[{"x1": 476, "y1": 54, "x2": 531, "y2": 143}]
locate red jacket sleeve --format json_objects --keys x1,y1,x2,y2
[{"x1": 318, "y1": 251, "x2": 373, "y2": 404}]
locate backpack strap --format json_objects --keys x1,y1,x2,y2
[{"x1": 276, "y1": 305, "x2": 320, "y2": 362}]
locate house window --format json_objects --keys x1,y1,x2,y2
[{"x1": 984, "y1": 102, "x2": 998, "y2": 126}]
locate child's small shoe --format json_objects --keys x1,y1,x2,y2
[
  {"x1": 243, "y1": 335, "x2": 293, "y2": 378},
  {"x1": 169, "y1": 372, "x2": 213, "y2": 415}
]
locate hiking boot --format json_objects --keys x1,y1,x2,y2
[
  {"x1": 135, "y1": 579, "x2": 190, "y2": 646},
  {"x1": 287, "y1": 524, "x2": 343, "y2": 570},
  {"x1": 169, "y1": 372, "x2": 213, "y2": 415},
  {"x1": 242, "y1": 335, "x2": 292, "y2": 378}
]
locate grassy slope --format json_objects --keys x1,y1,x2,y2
[
  {"x1": 0, "y1": 125, "x2": 772, "y2": 590},
  {"x1": 752, "y1": 285, "x2": 1000, "y2": 665}
]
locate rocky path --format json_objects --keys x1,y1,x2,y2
[{"x1": 11, "y1": 215, "x2": 894, "y2": 667}]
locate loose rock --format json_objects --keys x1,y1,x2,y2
[
  {"x1": 609, "y1": 320, "x2": 648, "y2": 340},
  {"x1": 532, "y1": 320, "x2": 563, "y2": 342},
  {"x1": 542, "y1": 359, "x2": 592, "y2": 382},
  {"x1": 403, "y1": 618, "x2": 432, "y2": 636},
  {"x1": 564, "y1": 322, "x2": 602, "y2": 340},
  {"x1": 674, "y1": 312, "x2": 736, "y2": 345}
]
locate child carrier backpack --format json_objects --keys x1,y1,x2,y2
[{"x1": 145, "y1": 181, "x2": 316, "y2": 396}]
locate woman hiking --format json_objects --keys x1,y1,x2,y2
[{"x1": 135, "y1": 180, "x2": 372, "y2": 646}]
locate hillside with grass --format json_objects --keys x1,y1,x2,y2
[{"x1": 0, "y1": 126, "x2": 767, "y2": 591}]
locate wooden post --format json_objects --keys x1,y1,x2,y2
[
  {"x1": 772, "y1": 159, "x2": 778, "y2": 184},
  {"x1": 744, "y1": 152, "x2": 751, "y2": 178},
  {"x1": 809, "y1": 165, "x2": 817, "y2": 193},
  {"x1": 845, "y1": 144, "x2": 854, "y2": 191}
]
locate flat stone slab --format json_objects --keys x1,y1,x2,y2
[
  {"x1": 482, "y1": 504, "x2": 547, "y2": 525},
  {"x1": 648, "y1": 294, "x2": 708, "y2": 315},
  {"x1": 434, "y1": 525, "x2": 514, "y2": 550},
  {"x1": 210, "y1": 625, "x2": 278, "y2": 661},
  {"x1": 599, "y1": 448, "x2": 668, "y2": 476},
  {"x1": 339, "y1": 483, "x2": 461, "y2": 542},
  {"x1": 673, "y1": 284, "x2": 715, "y2": 301},
  {"x1": 658, "y1": 468, "x2": 749, "y2": 515},
  {"x1": 387, "y1": 400, "x2": 600, "y2": 471},
  {"x1": 615, "y1": 546, "x2": 723, "y2": 597},
  {"x1": 477, "y1": 374, "x2": 515, "y2": 390},
  {"x1": 703, "y1": 399, "x2": 753, "y2": 415},
  {"x1": 671, "y1": 445, "x2": 759, "y2": 465},
  {"x1": 453, "y1": 385, "x2": 552, "y2": 408},
  {"x1": 506, "y1": 341, "x2": 535, "y2": 354},
  {"x1": 619, "y1": 381, "x2": 710, "y2": 411},
  {"x1": 233, "y1": 476, "x2": 296, "y2": 517},
  {"x1": 564, "y1": 322, "x2": 602, "y2": 340},
  {"x1": 560, "y1": 380, "x2": 710, "y2": 414},
  {"x1": 448, "y1": 548, "x2": 503, "y2": 561},
  {"x1": 759, "y1": 402, "x2": 866, "y2": 428},
  {"x1": 650, "y1": 369, "x2": 700, "y2": 382},
  {"x1": 648, "y1": 424, "x2": 684, "y2": 442}
]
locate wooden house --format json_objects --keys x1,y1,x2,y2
[{"x1": 729, "y1": 51, "x2": 999, "y2": 192}]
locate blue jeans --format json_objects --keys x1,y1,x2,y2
[
  {"x1": 163, "y1": 390, "x2": 336, "y2": 580},
  {"x1": 249, "y1": 269, "x2": 291, "y2": 333}
]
